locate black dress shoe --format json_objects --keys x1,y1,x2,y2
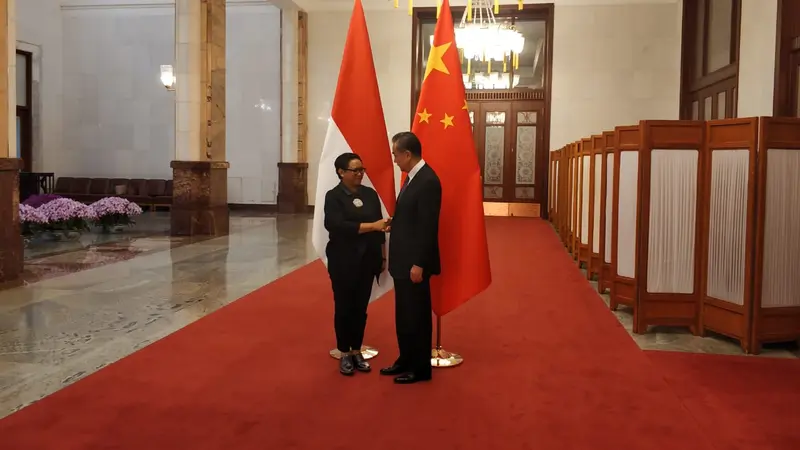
[
  {"x1": 352, "y1": 353, "x2": 371, "y2": 372},
  {"x1": 380, "y1": 363, "x2": 405, "y2": 376},
  {"x1": 339, "y1": 355, "x2": 355, "y2": 376},
  {"x1": 394, "y1": 372, "x2": 431, "y2": 384}
]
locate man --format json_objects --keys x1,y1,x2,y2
[{"x1": 380, "y1": 131, "x2": 442, "y2": 384}]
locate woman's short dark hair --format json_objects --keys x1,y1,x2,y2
[
  {"x1": 392, "y1": 132, "x2": 422, "y2": 157},
  {"x1": 334, "y1": 153, "x2": 362, "y2": 179}
]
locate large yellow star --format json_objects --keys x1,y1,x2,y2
[
  {"x1": 417, "y1": 108, "x2": 432, "y2": 123},
  {"x1": 424, "y1": 41, "x2": 452, "y2": 81},
  {"x1": 440, "y1": 113, "x2": 454, "y2": 129}
]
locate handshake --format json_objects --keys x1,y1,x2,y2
[{"x1": 369, "y1": 217, "x2": 392, "y2": 232}]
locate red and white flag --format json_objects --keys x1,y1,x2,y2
[{"x1": 311, "y1": 0, "x2": 397, "y2": 302}]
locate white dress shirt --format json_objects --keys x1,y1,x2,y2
[{"x1": 406, "y1": 159, "x2": 426, "y2": 183}]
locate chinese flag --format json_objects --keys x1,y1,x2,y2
[{"x1": 412, "y1": 0, "x2": 491, "y2": 316}]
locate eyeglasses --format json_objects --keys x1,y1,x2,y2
[{"x1": 344, "y1": 167, "x2": 366, "y2": 174}]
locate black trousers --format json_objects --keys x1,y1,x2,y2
[
  {"x1": 393, "y1": 277, "x2": 432, "y2": 377},
  {"x1": 330, "y1": 272, "x2": 374, "y2": 353}
]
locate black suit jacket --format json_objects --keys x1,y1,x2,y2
[
  {"x1": 388, "y1": 163, "x2": 442, "y2": 279},
  {"x1": 324, "y1": 183, "x2": 385, "y2": 281}
]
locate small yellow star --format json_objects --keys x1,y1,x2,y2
[
  {"x1": 462, "y1": 100, "x2": 469, "y2": 110},
  {"x1": 440, "y1": 113, "x2": 454, "y2": 129},
  {"x1": 417, "y1": 108, "x2": 432, "y2": 123},
  {"x1": 424, "y1": 41, "x2": 452, "y2": 81}
]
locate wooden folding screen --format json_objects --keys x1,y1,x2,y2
[
  {"x1": 576, "y1": 138, "x2": 592, "y2": 267},
  {"x1": 570, "y1": 142, "x2": 580, "y2": 254},
  {"x1": 560, "y1": 144, "x2": 571, "y2": 245},
  {"x1": 548, "y1": 117, "x2": 799, "y2": 353},
  {"x1": 700, "y1": 118, "x2": 758, "y2": 351},
  {"x1": 598, "y1": 131, "x2": 615, "y2": 294},
  {"x1": 610, "y1": 125, "x2": 639, "y2": 313},
  {"x1": 751, "y1": 117, "x2": 800, "y2": 352},
  {"x1": 700, "y1": 116, "x2": 800, "y2": 353},
  {"x1": 588, "y1": 135, "x2": 603, "y2": 280},
  {"x1": 635, "y1": 120, "x2": 705, "y2": 335},
  {"x1": 549, "y1": 149, "x2": 560, "y2": 222}
]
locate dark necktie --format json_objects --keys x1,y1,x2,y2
[{"x1": 398, "y1": 176, "x2": 410, "y2": 198}]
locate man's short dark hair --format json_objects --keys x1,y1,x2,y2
[
  {"x1": 392, "y1": 131, "x2": 422, "y2": 158},
  {"x1": 334, "y1": 152, "x2": 361, "y2": 179}
]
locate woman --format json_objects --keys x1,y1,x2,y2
[{"x1": 323, "y1": 152, "x2": 389, "y2": 376}]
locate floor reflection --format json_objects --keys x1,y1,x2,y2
[{"x1": 0, "y1": 212, "x2": 317, "y2": 418}]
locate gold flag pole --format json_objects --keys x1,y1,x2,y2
[
  {"x1": 330, "y1": 346, "x2": 379, "y2": 360},
  {"x1": 431, "y1": 315, "x2": 463, "y2": 367}
]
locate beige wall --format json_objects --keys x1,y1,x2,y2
[
  {"x1": 306, "y1": 8, "x2": 411, "y2": 203},
  {"x1": 737, "y1": 0, "x2": 779, "y2": 117},
  {"x1": 303, "y1": 1, "x2": 683, "y2": 204},
  {"x1": 549, "y1": 2, "x2": 682, "y2": 149}
]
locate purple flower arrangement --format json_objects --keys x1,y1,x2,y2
[
  {"x1": 18, "y1": 204, "x2": 48, "y2": 236},
  {"x1": 18, "y1": 195, "x2": 144, "y2": 240},
  {"x1": 19, "y1": 204, "x2": 48, "y2": 224},
  {"x1": 36, "y1": 198, "x2": 96, "y2": 232},
  {"x1": 89, "y1": 197, "x2": 143, "y2": 231}
]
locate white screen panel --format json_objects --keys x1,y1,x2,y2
[
  {"x1": 646, "y1": 149, "x2": 698, "y2": 294},
  {"x1": 592, "y1": 154, "x2": 602, "y2": 253},
  {"x1": 761, "y1": 149, "x2": 800, "y2": 308},
  {"x1": 569, "y1": 159, "x2": 574, "y2": 231},
  {"x1": 581, "y1": 155, "x2": 590, "y2": 244},
  {"x1": 616, "y1": 152, "x2": 638, "y2": 278},
  {"x1": 554, "y1": 161, "x2": 559, "y2": 210},
  {"x1": 604, "y1": 153, "x2": 614, "y2": 263},
  {"x1": 707, "y1": 150, "x2": 749, "y2": 305}
]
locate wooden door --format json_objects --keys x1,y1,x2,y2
[
  {"x1": 791, "y1": 50, "x2": 800, "y2": 117},
  {"x1": 469, "y1": 100, "x2": 544, "y2": 202}
]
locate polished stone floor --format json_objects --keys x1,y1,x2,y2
[
  {"x1": 0, "y1": 213, "x2": 796, "y2": 419},
  {"x1": 0, "y1": 212, "x2": 318, "y2": 419}
]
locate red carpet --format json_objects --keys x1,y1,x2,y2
[
  {"x1": 0, "y1": 218, "x2": 795, "y2": 449},
  {"x1": 646, "y1": 351, "x2": 800, "y2": 450}
]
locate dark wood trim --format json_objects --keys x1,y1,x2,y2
[
  {"x1": 16, "y1": 50, "x2": 33, "y2": 172},
  {"x1": 773, "y1": 0, "x2": 800, "y2": 117},
  {"x1": 687, "y1": 64, "x2": 738, "y2": 92},
  {"x1": 773, "y1": 0, "x2": 784, "y2": 116},
  {"x1": 680, "y1": 0, "x2": 741, "y2": 120}
]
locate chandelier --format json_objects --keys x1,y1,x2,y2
[
  {"x1": 422, "y1": 0, "x2": 525, "y2": 89},
  {"x1": 453, "y1": 0, "x2": 525, "y2": 62}
]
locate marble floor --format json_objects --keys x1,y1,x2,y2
[
  {"x1": 0, "y1": 212, "x2": 319, "y2": 419},
  {"x1": 0, "y1": 213, "x2": 796, "y2": 419}
]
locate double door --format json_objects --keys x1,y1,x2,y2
[{"x1": 468, "y1": 100, "x2": 545, "y2": 203}]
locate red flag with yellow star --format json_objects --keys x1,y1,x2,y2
[{"x1": 412, "y1": 0, "x2": 491, "y2": 316}]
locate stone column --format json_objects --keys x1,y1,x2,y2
[
  {"x1": 277, "y1": 9, "x2": 308, "y2": 214},
  {"x1": 0, "y1": 0, "x2": 22, "y2": 284},
  {"x1": 170, "y1": 0, "x2": 229, "y2": 236}
]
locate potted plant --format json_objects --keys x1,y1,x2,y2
[
  {"x1": 36, "y1": 197, "x2": 96, "y2": 240},
  {"x1": 18, "y1": 203, "x2": 49, "y2": 246},
  {"x1": 89, "y1": 197, "x2": 143, "y2": 233}
]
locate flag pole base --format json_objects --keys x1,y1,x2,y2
[
  {"x1": 430, "y1": 346, "x2": 463, "y2": 368},
  {"x1": 329, "y1": 345, "x2": 379, "y2": 360}
]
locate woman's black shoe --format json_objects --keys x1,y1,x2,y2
[{"x1": 340, "y1": 354, "x2": 355, "y2": 375}]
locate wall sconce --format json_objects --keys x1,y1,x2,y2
[{"x1": 160, "y1": 64, "x2": 176, "y2": 91}]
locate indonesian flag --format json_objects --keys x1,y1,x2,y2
[
  {"x1": 411, "y1": 0, "x2": 491, "y2": 316},
  {"x1": 311, "y1": 0, "x2": 397, "y2": 303}
]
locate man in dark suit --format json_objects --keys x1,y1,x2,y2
[{"x1": 380, "y1": 131, "x2": 442, "y2": 384}]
